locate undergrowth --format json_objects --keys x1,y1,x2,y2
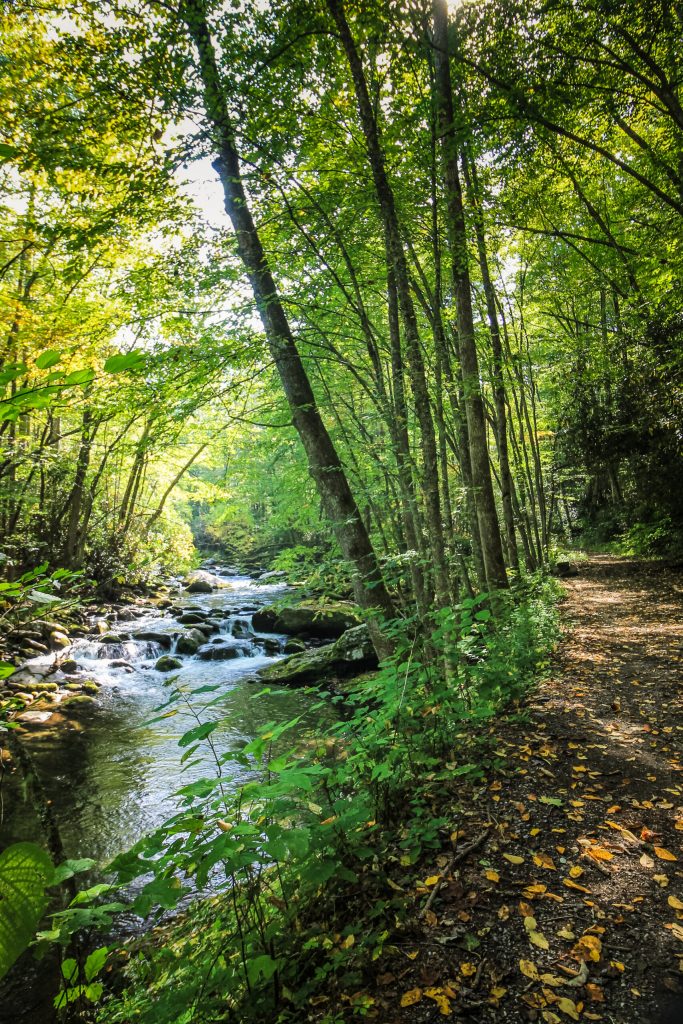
[{"x1": 53, "y1": 575, "x2": 560, "y2": 1023}]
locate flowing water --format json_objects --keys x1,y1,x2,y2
[
  {"x1": 2, "y1": 569, "x2": 328, "y2": 862},
  {"x1": 0, "y1": 569, "x2": 330, "y2": 1023}
]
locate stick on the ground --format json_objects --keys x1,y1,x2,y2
[{"x1": 419, "y1": 829, "x2": 490, "y2": 919}]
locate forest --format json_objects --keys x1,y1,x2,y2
[{"x1": 0, "y1": 0, "x2": 682, "y2": 1022}]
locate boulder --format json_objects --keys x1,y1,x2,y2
[
  {"x1": 552, "y1": 559, "x2": 579, "y2": 578},
  {"x1": 197, "y1": 641, "x2": 246, "y2": 661},
  {"x1": 178, "y1": 612, "x2": 207, "y2": 625},
  {"x1": 155, "y1": 655, "x2": 183, "y2": 672},
  {"x1": 251, "y1": 601, "x2": 362, "y2": 639},
  {"x1": 17, "y1": 710, "x2": 54, "y2": 725},
  {"x1": 185, "y1": 580, "x2": 213, "y2": 594},
  {"x1": 99, "y1": 632, "x2": 123, "y2": 644},
  {"x1": 58, "y1": 658, "x2": 79, "y2": 674},
  {"x1": 80, "y1": 680, "x2": 100, "y2": 694},
  {"x1": 49, "y1": 631, "x2": 70, "y2": 649},
  {"x1": 256, "y1": 625, "x2": 377, "y2": 687},
  {"x1": 176, "y1": 628, "x2": 206, "y2": 656},
  {"x1": 283, "y1": 637, "x2": 306, "y2": 655},
  {"x1": 133, "y1": 630, "x2": 173, "y2": 649}
]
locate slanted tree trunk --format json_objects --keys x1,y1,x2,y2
[
  {"x1": 431, "y1": 0, "x2": 507, "y2": 592},
  {"x1": 181, "y1": 0, "x2": 394, "y2": 657}
]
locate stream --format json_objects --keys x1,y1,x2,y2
[{"x1": 0, "y1": 567, "x2": 329, "y2": 1023}]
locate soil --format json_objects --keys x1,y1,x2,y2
[{"x1": 368, "y1": 556, "x2": 683, "y2": 1023}]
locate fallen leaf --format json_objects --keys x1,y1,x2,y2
[
  {"x1": 425, "y1": 987, "x2": 452, "y2": 1016},
  {"x1": 504, "y1": 854, "x2": 525, "y2": 865},
  {"x1": 555, "y1": 996, "x2": 580, "y2": 1020},
  {"x1": 666, "y1": 923, "x2": 683, "y2": 942},
  {"x1": 569, "y1": 866, "x2": 584, "y2": 878},
  {"x1": 529, "y1": 930, "x2": 550, "y2": 950},
  {"x1": 669, "y1": 896, "x2": 683, "y2": 911},
  {"x1": 640, "y1": 853, "x2": 655, "y2": 869},
  {"x1": 400, "y1": 988, "x2": 422, "y2": 1007},
  {"x1": 341, "y1": 934, "x2": 355, "y2": 949},
  {"x1": 654, "y1": 847, "x2": 678, "y2": 862},
  {"x1": 586, "y1": 846, "x2": 613, "y2": 862},
  {"x1": 573, "y1": 933, "x2": 602, "y2": 962},
  {"x1": 460, "y1": 962, "x2": 476, "y2": 977},
  {"x1": 534, "y1": 852, "x2": 557, "y2": 870},
  {"x1": 654, "y1": 874, "x2": 669, "y2": 887},
  {"x1": 520, "y1": 959, "x2": 539, "y2": 981},
  {"x1": 485, "y1": 869, "x2": 500, "y2": 883},
  {"x1": 542, "y1": 1013, "x2": 562, "y2": 1024},
  {"x1": 524, "y1": 883, "x2": 548, "y2": 897},
  {"x1": 424, "y1": 875, "x2": 441, "y2": 886},
  {"x1": 564, "y1": 878, "x2": 591, "y2": 894}
]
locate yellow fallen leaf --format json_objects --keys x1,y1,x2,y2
[
  {"x1": 558, "y1": 927, "x2": 575, "y2": 940},
  {"x1": 341, "y1": 934, "x2": 355, "y2": 949},
  {"x1": 460, "y1": 962, "x2": 476, "y2": 977},
  {"x1": 490, "y1": 986, "x2": 507, "y2": 999},
  {"x1": 569, "y1": 865, "x2": 583, "y2": 878},
  {"x1": 504, "y1": 854, "x2": 525, "y2": 865},
  {"x1": 400, "y1": 988, "x2": 422, "y2": 1007},
  {"x1": 529, "y1": 930, "x2": 550, "y2": 950},
  {"x1": 520, "y1": 959, "x2": 539, "y2": 981},
  {"x1": 425, "y1": 988, "x2": 452, "y2": 1016},
  {"x1": 564, "y1": 878, "x2": 591, "y2": 894},
  {"x1": 485, "y1": 869, "x2": 500, "y2": 883},
  {"x1": 406, "y1": 950, "x2": 419, "y2": 960},
  {"x1": 654, "y1": 874, "x2": 669, "y2": 887},
  {"x1": 655, "y1": 847, "x2": 678, "y2": 862},
  {"x1": 667, "y1": 922, "x2": 683, "y2": 942},
  {"x1": 534, "y1": 852, "x2": 557, "y2": 870},
  {"x1": 542, "y1": 1012, "x2": 562, "y2": 1024},
  {"x1": 587, "y1": 846, "x2": 613, "y2": 862},
  {"x1": 555, "y1": 996, "x2": 580, "y2": 1020},
  {"x1": 610, "y1": 960, "x2": 625, "y2": 972},
  {"x1": 573, "y1": 933, "x2": 602, "y2": 962},
  {"x1": 524, "y1": 883, "x2": 548, "y2": 897},
  {"x1": 424, "y1": 875, "x2": 441, "y2": 886},
  {"x1": 540, "y1": 973, "x2": 570, "y2": 987},
  {"x1": 669, "y1": 896, "x2": 683, "y2": 911}
]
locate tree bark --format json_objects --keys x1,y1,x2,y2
[
  {"x1": 181, "y1": 0, "x2": 394, "y2": 656},
  {"x1": 432, "y1": 0, "x2": 508, "y2": 592}
]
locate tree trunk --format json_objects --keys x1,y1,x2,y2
[
  {"x1": 181, "y1": 0, "x2": 394, "y2": 656},
  {"x1": 432, "y1": 0, "x2": 508, "y2": 592}
]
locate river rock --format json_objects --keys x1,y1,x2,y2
[
  {"x1": 260, "y1": 637, "x2": 281, "y2": 655},
  {"x1": 17, "y1": 709, "x2": 54, "y2": 725},
  {"x1": 49, "y1": 631, "x2": 70, "y2": 649},
  {"x1": 99, "y1": 632, "x2": 122, "y2": 644},
  {"x1": 133, "y1": 630, "x2": 173, "y2": 649},
  {"x1": 283, "y1": 637, "x2": 306, "y2": 654},
  {"x1": 95, "y1": 619, "x2": 109, "y2": 635},
  {"x1": 185, "y1": 580, "x2": 213, "y2": 594},
  {"x1": 58, "y1": 658, "x2": 79, "y2": 674},
  {"x1": 197, "y1": 641, "x2": 244, "y2": 661},
  {"x1": 256, "y1": 625, "x2": 376, "y2": 687},
  {"x1": 251, "y1": 601, "x2": 362, "y2": 639},
  {"x1": 231, "y1": 619, "x2": 252, "y2": 639},
  {"x1": 178, "y1": 612, "x2": 207, "y2": 625},
  {"x1": 176, "y1": 628, "x2": 205, "y2": 656},
  {"x1": 81, "y1": 680, "x2": 100, "y2": 694},
  {"x1": 110, "y1": 660, "x2": 135, "y2": 671},
  {"x1": 155, "y1": 655, "x2": 183, "y2": 672}
]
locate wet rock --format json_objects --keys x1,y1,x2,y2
[
  {"x1": 283, "y1": 637, "x2": 307, "y2": 655},
  {"x1": 260, "y1": 637, "x2": 281, "y2": 655},
  {"x1": 231, "y1": 619, "x2": 252, "y2": 639},
  {"x1": 197, "y1": 641, "x2": 244, "y2": 661},
  {"x1": 251, "y1": 601, "x2": 362, "y2": 639},
  {"x1": 185, "y1": 580, "x2": 213, "y2": 594},
  {"x1": 64, "y1": 682, "x2": 84, "y2": 692},
  {"x1": 17, "y1": 710, "x2": 54, "y2": 725},
  {"x1": 95, "y1": 619, "x2": 109, "y2": 635},
  {"x1": 110, "y1": 660, "x2": 135, "y2": 671},
  {"x1": 257, "y1": 625, "x2": 376, "y2": 688},
  {"x1": 204, "y1": 618, "x2": 222, "y2": 632},
  {"x1": 176, "y1": 628, "x2": 205, "y2": 656},
  {"x1": 63, "y1": 694, "x2": 95, "y2": 708},
  {"x1": 178, "y1": 612, "x2": 207, "y2": 625},
  {"x1": 23, "y1": 639, "x2": 49, "y2": 654},
  {"x1": 258, "y1": 570, "x2": 287, "y2": 582},
  {"x1": 133, "y1": 630, "x2": 173, "y2": 649},
  {"x1": 155, "y1": 655, "x2": 183, "y2": 672},
  {"x1": 194, "y1": 622, "x2": 216, "y2": 637},
  {"x1": 49, "y1": 631, "x2": 70, "y2": 649},
  {"x1": 59, "y1": 658, "x2": 79, "y2": 674},
  {"x1": 99, "y1": 632, "x2": 123, "y2": 644},
  {"x1": 81, "y1": 680, "x2": 100, "y2": 695},
  {"x1": 98, "y1": 643, "x2": 126, "y2": 659}
]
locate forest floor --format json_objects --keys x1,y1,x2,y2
[{"x1": 368, "y1": 556, "x2": 683, "y2": 1024}]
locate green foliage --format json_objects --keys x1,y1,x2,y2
[
  {"x1": 89, "y1": 581, "x2": 558, "y2": 1023},
  {"x1": 0, "y1": 842, "x2": 53, "y2": 980}
]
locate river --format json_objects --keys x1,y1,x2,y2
[{"x1": 0, "y1": 567, "x2": 328, "y2": 1022}]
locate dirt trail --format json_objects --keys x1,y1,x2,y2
[{"x1": 374, "y1": 557, "x2": 683, "y2": 1023}]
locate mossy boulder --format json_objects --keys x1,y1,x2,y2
[
  {"x1": 176, "y1": 628, "x2": 205, "y2": 656},
  {"x1": 251, "y1": 601, "x2": 362, "y2": 639},
  {"x1": 256, "y1": 625, "x2": 377, "y2": 688},
  {"x1": 155, "y1": 655, "x2": 183, "y2": 672},
  {"x1": 80, "y1": 680, "x2": 100, "y2": 695}
]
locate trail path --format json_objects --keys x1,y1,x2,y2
[{"x1": 374, "y1": 557, "x2": 683, "y2": 1023}]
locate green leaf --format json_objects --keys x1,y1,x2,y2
[
  {"x1": 178, "y1": 721, "x2": 218, "y2": 748},
  {"x1": 246, "y1": 954, "x2": 279, "y2": 985},
  {"x1": 0, "y1": 663, "x2": 16, "y2": 680},
  {"x1": 0, "y1": 143, "x2": 19, "y2": 162},
  {"x1": 0, "y1": 842, "x2": 53, "y2": 980},
  {"x1": 64, "y1": 368, "x2": 95, "y2": 386},
  {"x1": 52, "y1": 858, "x2": 96, "y2": 885},
  {"x1": 84, "y1": 946, "x2": 108, "y2": 982},
  {"x1": 104, "y1": 351, "x2": 146, "y2": 374},
  {"x1": 35, "y1": 350, "x2": 61, "y2": 370}
]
